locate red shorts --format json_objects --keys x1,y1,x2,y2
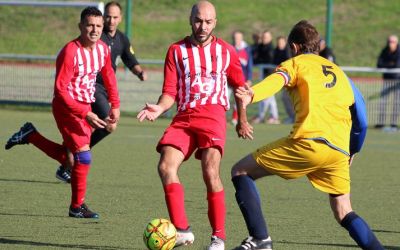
[
  {"x1": 157, "y1": 105, "x2": 227, "y2": 161},
  {"x1": 52, "y1": 99, "x2": 92, "y2": 153}
]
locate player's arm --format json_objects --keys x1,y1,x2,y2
[
  {"x1": 131, "y1": 64, "x2": 147, "y2": 81},
  {"x1": 251, "y1": 72, "x2": 286, "y2": 103},
  {"x1": 100, "y1": 49, "x2": 121, "y2": 123},
  {"x1": 349, "y1": 79, "x2": 368, "y2": 157},
  {"x1": 120, "y1": 34, "x2": 147, "y2": 81},
  {"x1": 137, "y1": 94, "x2": 175, "y2": 122},
  {"x1": 233, "y1": 84, "x2": 254, "y2": 140},
  {"x1": 226, "y1": 44, "x2": 253, "y2": 139},
  {"x1": 54, "y1": 47, "x2": 90, "y2": 119},
  {"x1": 137, "y1": 44, "x2": 177, "y2": 122},
  {"x1": 235, "y1": 72, "x2": 286, "y2": 109}
]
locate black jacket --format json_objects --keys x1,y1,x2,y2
[{"x1": 377, "y1": 45, "x2": 400, "y2": 80}]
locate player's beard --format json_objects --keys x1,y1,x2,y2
[{"x1": 192, "y1": 27, "x2": 213, "y2": 44}]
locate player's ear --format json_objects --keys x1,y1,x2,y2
[{"x1": 291, "y1": 43, "x2": 298, "y2": 55}]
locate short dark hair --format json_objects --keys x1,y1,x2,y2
[
  {"x1": 288, "y1": 20, "x2": 320, "y2": 54},
  {"x1": 105, "y1": 1, "x2": 122, "y2": 13},
  {"x1": 80, "y1": 6, "x2": 103, "y2": 23}
]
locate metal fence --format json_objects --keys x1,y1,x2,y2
[{"x1": 0, "y1": 56, "x2": 399, "y2": 127}]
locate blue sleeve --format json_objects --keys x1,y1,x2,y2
[{"x1": 349, "y1": 79, "x2": 368, "y2": 155}]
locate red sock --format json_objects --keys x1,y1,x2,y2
[
  {"x1": 207, "y1": 190, "x2": 226, "y2": 240},
  {"x1": 164, "y1": 183, "x2": 189, "y2": 230},
  {"x1": 28, "y1": 132, "x2": 67, "y2": 164},
  {"x1": 70, "y1": 162, "x2": 90, "y2": 208},
  {"x1": 232, "y1": 108, "x2": 238, "y2": 120}
]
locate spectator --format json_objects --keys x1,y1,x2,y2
[
  {"x1": 230, "y1": 30, "x2": 253, "y2": 125},
  {"x1": 250, "y1": 32, "x2": 261, "y2": 63},
  {"x1": 375, "y1": 34, "x2": 400, "y2": 130},
  {"x1": 273, "y1": 36, "x2": 291, "y2": 66},
  {"x1": 319, "y1": 38, "x2": 336, "y2": 63},
  {"x1": 274, "y1": 36, "x2": 295, "y2": 124},
  {"x1": 255, "y1": 30, "x2": 274, "y2": 76},
  {"x1": 252, "y1": 30, "x2": 280, "y2": 124}
]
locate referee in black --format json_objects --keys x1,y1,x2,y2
[{"x1": 56, "y1": 1, "x2": 147, "y2": 182}]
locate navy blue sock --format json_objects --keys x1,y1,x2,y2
[
  {"x1": 341, "y1": 211, "x2": 384, "y2": 250},
  {"x1": 232, "y1": 175, "x2": 268, "y2": 239}
]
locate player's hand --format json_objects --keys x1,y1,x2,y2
[
  {"x1": 137, "y1": 103, "x2": 163, "y2": 122},
  {"x1": 137, "y1": 71, "x2": 148, "y2": 81},
  {"x1": 107, "y1": 108, "x2": 120, "y2": 124},
  {"x1": 236, "y1": 120, "x2": 254, "y2": 140},
  {"x1": 235, "y1": 85, "x2": 254, "y2": 109},
  {"x1": 86, "y1": 111, "x2": 107, "y2": 129}
]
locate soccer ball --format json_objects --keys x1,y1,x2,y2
[{"x1": 143, "y1": 218, "x2": 177, "y2": 250}]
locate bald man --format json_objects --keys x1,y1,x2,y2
[
  {"x1": 376, "y1": 34, "x2": 400, "y2": 130},
  {"x1": 137, "y1": 1, "x2": 252, "y2": 249}
]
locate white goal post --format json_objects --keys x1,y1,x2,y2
[{"x1": 0, "y1": 1, "x2": 104, "y2": 13}]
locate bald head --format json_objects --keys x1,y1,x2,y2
[
  {"x1": 189, "y1": 1, "x2": 217, "y2": 46},
  {"x1": 387, "y1": 35, "x2": 399, "y2": 52},
  {"x1": 190, "y1": 1, "x2": 216, "y2": 20}
]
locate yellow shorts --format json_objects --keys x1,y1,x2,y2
[{"x1": 252, "y1": 137, "x2": 350, "y2": 194}]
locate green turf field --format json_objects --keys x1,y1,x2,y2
[{"x1": 0, "y1": 109, "x2": 399, "y2": 249}]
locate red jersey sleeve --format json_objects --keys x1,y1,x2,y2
[
  {"x1": 162, "y1": 44, "x2": 179, "y2": 99},
  {"x1": 225, "y1": 43, "x2": 246, "y2": 88},
  {"x1": 100, "y1": 47, "x2": 120, "y2": 109},
  {"x1": 54, "y1": 44, "x2": 90, "y2": 118}
]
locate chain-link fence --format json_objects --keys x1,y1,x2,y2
[{"x1": 1, "y1": 58, "x2": 399, "y2": 127}]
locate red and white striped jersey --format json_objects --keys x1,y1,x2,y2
[
  {"x1": 163, "y1": 36, "x2": 245, "y2": 112},
  {"x1": 54, "y1": 38, "x2": 120, "y2": 118}
]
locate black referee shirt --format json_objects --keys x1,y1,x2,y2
[{"x1": 97, "y1": 29, "x2": 140, "y2": 86}]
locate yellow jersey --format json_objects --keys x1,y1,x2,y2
[{"x1": 253, "y1": 54, "x2": 356, "y2": 154}]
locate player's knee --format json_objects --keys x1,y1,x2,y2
[
  {"x1": 74, "y1": 151, "x2": 92, "y2": 165},
  {"x1": 106, "y1": 123, "x2": 117, "y2": 133},
  {"x1": 231, "y1": 164, "x2": 242, "y2": 177},
  {"x1": 231, "y1": 161, "x2": 249, "y2": 177},
  {"x1": 158, "y1": 159, "x2": 179, "y2": 176},
  {"x1": 158, "y1": 158, "x2": 181, "y2": 184},
  {"x1": 329, "y1": 194, "x2": 353, "y2": 223}
]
